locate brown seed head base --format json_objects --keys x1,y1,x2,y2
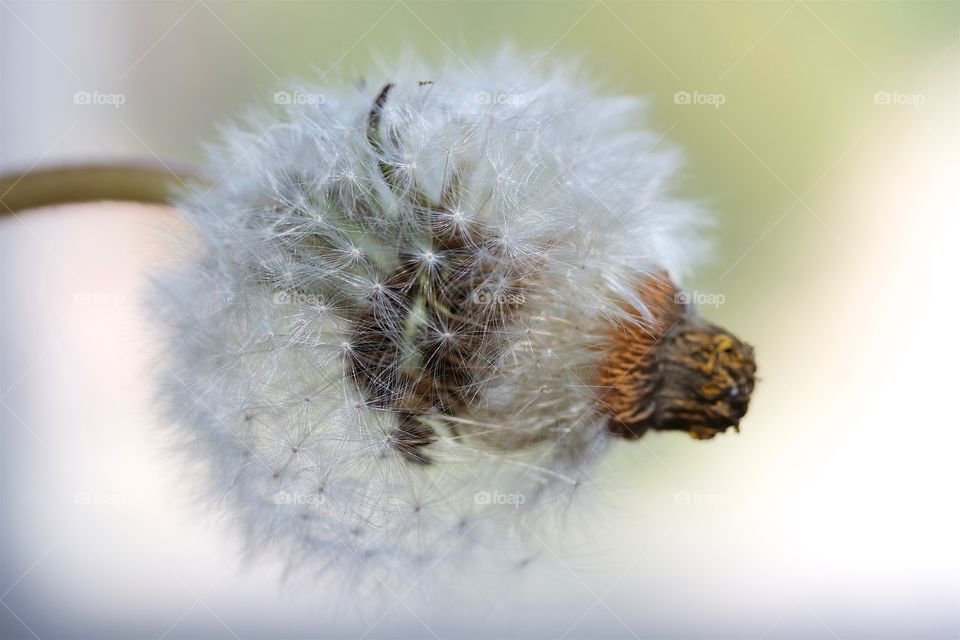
[{"x1": 598, "y1": 275, "x2": 756, "y2": 440}]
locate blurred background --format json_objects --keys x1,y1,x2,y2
[{"x1": 1, "y1": 1, "x2": 957, "y2": 638}]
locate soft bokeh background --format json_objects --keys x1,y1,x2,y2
[{"x1": 1, "y1": 1, "x2": 957, "y2": 638}]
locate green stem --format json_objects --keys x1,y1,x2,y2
[{"x1": 0, "y1": 160, "x2": 199, "y2": 214}]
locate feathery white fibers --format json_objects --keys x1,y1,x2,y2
[{"x1": 150, "y1": 49, "x2": 706, "y2": 588}]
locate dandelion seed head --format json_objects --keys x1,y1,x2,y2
[{"x1": 149, "y1": 48, "x2": 724, "y2": 589}]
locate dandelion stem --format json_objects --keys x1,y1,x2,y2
[{"x1": 0, "y1": 160, "x2": 197, "y2": 214}]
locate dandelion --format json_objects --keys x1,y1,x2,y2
[{"x1": 149, "y1": 50, "x2": 756, "y2": 587}]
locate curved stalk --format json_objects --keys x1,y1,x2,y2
[{"x1": 0, "y1": 160, "x2": 199, "y2": 215}]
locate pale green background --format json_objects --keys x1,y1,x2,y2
[{"x1": 1, "y1": 2, "x2": 958, "y2": 638}]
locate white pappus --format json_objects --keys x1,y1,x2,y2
[{"x1": 149, "y1": 50, "x2": 756, "y2": 589}]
